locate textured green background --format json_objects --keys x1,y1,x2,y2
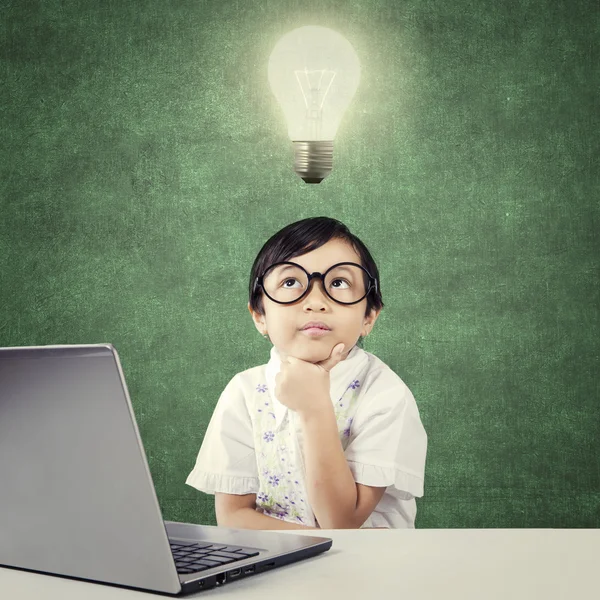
[{"x1": 1, "y1": 0, "x2": 598, "y2": 528}]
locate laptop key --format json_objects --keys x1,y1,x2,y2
[
  {"x1": 216, "y1": 546, "x2": 241, "y2": 553},
  {"x1": 193, "y1": 559, "x2": 224, "y2": 569},
  {"x1": 187, "y1": 564, "x2": 211, "y2": 572},
  {"x1": 209, "y1": 551, "x2": 251, "y2": 560},
  {"x1": 172, "y1": 541, "x2": 196, "y2": 547},
  {"x1": 232, "y1": 550, "x2": 260, "y2": 558},
  {"x1": 200, "y1": 555, "x2": 236, "y2": 565}
]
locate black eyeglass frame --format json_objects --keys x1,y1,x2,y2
[{"x1": 254, "y1": 261, "x2": 379, "y2": 306}]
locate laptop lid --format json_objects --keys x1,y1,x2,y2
[{"x1": 0, "y1": 344, "x2": 182, "y2": 594}]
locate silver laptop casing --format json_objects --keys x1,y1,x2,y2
[{"x1": 0, "y1": 344, "x2": 331, "y2": 595}]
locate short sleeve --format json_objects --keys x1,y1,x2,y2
[
  {"x1": 344, "y1": 371, "x2": 427, "y2": 500},
  {"x1": 185, "y1": 374, "x2": 259, "y2": 496}
]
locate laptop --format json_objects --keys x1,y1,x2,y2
[{"x1": 0, "y1": 344, "x2": 332, "y2": 595}]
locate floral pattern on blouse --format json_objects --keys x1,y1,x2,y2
[{"x1": 248, "y1": 377, "x2": 363, "y2": 526}]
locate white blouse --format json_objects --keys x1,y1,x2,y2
[{"x1": 186, "y1": 344, "x2": 427, "y2": 528}]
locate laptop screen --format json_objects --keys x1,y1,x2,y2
[{"x1": 0, "y1": 345, "x2": 180, "y2": 593}]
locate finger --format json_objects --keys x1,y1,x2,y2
[
  {"x1": 285, "y1": 356, "x2": 309, "y2": 366},
  {"x1": 317, "y1": 343, "x2": 345, "y2": 372}
]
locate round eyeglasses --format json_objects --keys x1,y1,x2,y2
[{"x1": 254, "y1": 261, "x2": 378, "y2": 306}]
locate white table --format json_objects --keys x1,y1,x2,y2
[{"x1": 1, "y1": 529, "x2": 598, "y2": 599}]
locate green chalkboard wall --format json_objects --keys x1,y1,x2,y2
[{"x1": 1, "y1": 0, "x2": 598, "y2": 528}]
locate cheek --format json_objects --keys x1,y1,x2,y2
[
  {"x1": 343, "y1": 311, "x2": 365, "y2": 330},
  {"x1": 266, "y1": 308, "x2": 287, "y2": 327}
]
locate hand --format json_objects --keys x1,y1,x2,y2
[{"x1": 274, "y1": 343, "x2": 346, "y2": 417}]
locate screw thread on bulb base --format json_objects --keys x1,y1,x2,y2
[{"x1": 293, "y1": 141, "x2": 334, "y2": 184}]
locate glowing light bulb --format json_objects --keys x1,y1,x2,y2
[{"x1": 268, "y1": 25, "x2": 361, "y2": 183}]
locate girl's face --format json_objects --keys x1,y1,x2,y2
[{"x1": 248, "y1": 238, "x2": 380, "y2": 363}]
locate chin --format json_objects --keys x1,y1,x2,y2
[{"x1": 296, "y1": 345, "x2": 332, "y2": 363}]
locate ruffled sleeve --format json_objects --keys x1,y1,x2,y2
[
  {"x1": 185, "y1": 374, "x2": 259, "y2": 496},
  {"x1": 344, "y1": 370, "x2": 427, "y2": 500}
]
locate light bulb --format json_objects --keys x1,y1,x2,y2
[{"x1": 268, "y1": 26, "x2": 361, "y2": 183}]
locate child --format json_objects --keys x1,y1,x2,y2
[{"x1": 186, "y1": 217, "x2": 427, "y2": 529}]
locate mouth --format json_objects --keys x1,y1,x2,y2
[
  {"x1": 300, "y1": 322, "x2": 331, "y2": 337},
  {"x1": 300, "y1": 322, "x2": 331, "y2": 331},
  {"x1": 301, "y1": 327, "x2": 331, "y2": 337}
]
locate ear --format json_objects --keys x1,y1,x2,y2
[
  {"x1": 248, "y1": 303, "x2": 267, "y2": 335},
  {"x1": 361, "y1": 307, "x2": 381, "y2": 337}
]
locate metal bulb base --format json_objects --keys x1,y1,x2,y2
[{"x1": 293, "y1": 141, "x2": 334, "y2": 184}]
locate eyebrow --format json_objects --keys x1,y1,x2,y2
[{"x1": 276, "y1": 264, "x2": 357, "y2": 274}]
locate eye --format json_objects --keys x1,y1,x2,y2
[
  {"x1": 330, "y1": 278, "x2": 350, "y2": 289},
  {"x1": 281, "y1": 278, "x2": 302, "y2": 288}
]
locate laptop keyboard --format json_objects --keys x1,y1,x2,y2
[{"x1": 170, "y1": 541, "x2": 260, "y2": 575}]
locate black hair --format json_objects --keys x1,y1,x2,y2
[{"x1": 248, "y1": 217, "x2": 384, "y2": 320}]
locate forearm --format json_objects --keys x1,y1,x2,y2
[
  {"x1": 298, "y1": 403, "x2": 359, "y2": 529},
  {"x1": 219, "y1": 507, "x2": 319, "y2": 531}
]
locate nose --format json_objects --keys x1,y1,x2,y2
[{"x1": 301, "y1": 278, "x2": 330, "y2": 309}]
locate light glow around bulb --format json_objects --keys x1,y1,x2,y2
[{"x1": 268, "y1": 26, "x2": 361, "y2": 183}]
